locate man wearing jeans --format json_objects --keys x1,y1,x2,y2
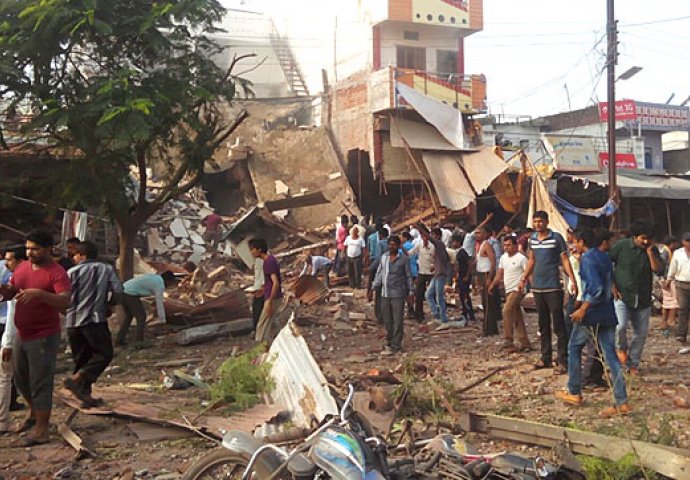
[
  {"x1": 519, "y1": 211, "x2": 577, "y2": 374},
  {"x1": 611, "y1": 220, "x2": 663, "y2": 375},
  {"x1": 1, "y1": 231, "x2": 71, "y2": 445},
  {"x1": 556, "y1": 228, "x2": 631, "y2": 418},
  {"x1": 666, "y1": 232, "x2": 690, "y2": 343},
  {"x1": 370, "y1": 236, "x2": 414, "y2": 355},
  {"x1": 425, "y1": 228, "x2": 451, "y2": 325}
]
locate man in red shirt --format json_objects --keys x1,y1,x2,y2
[
  {"x1": 1, "y1": 231, "x2": 71, "y2": 445},
  {"x1": 202, "y1": 211, "x2": 223, "y2": 249}
]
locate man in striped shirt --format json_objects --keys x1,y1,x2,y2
[
  {"x1": 519, "y1": 211, "x2": 577, "y2": 374},
  {"x1": 64, "y1": 241, "x2": 122, "y2": 406}
]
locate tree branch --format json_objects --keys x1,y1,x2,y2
[
  {"x1": 210, "y1": 108, "x2": 248, "y2": 150},
  {"x1": 136, "y1": 146, "x2": 147, "y2": 209}
]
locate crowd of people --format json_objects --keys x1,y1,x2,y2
[
  {"x1": 297, "y1": 211, "x2": 686, "y2": 418},
  {"x1": 0, "y1": 208, "x2": 685, "y2": 443},
  {"x1": 0, "y1": 231, "x2": 178, "y2": 445}
]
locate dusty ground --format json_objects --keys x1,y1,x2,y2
[{"x1": 1, "y1": 287, "x2": 688, "y2": 479}]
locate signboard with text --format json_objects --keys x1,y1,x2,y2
[
  {"x1": 598, "y1": 100, "x2": 637, "y2": 121},
  {"x1": 543, "y1": 135, "x2": 600, "y2": 172},
  {"x1": 598, "y1": 152, "x2": 638, "y2": 170}
]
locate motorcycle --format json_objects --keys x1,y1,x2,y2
[
  {"x1": 182, "y1": 384, "x2": 389, "y2": 479},
  {"x1": 182, "y1": 385, "x2": 585, "y2": 480}
]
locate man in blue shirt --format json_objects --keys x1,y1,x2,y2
[
  {"x1": 519, "y1": 211, "x2": 577, "y2": 373},
  {"x1": 366, "y1": 227, "x2": 389, "y2": 325},
  {"x1": 116, "y1": 271, "x2": 177, "y2": 346},
  {"x1": 556, "y1": 228, "x2": 631, "y2": 418}
]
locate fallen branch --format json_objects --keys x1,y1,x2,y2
[
  {"x1": 454, "y1": 366, "x2": 508, "y2": 395},
  {"x1": 427, "y1": 376, "x2": 460, "y2": 422}
]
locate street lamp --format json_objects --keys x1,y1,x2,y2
[{"x1": 617, "y1": 66, "x2": 642, "y2": 82}]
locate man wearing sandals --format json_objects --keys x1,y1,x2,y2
[
  {"x1": 0, "y1": 231, "x2": 71, "y2": 445},
  {"x1": 556, "y1": 228, "x2": 631, "y2": 417},
  {"x1": 519, "y1": 211, "x2": 578, "y2": 374}
]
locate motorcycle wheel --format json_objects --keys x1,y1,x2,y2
[{"x1": 181, "y1": 448, "x2": 251, "y2": 480}]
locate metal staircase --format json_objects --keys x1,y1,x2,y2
[{"x1": 269, "y1": 25, "x2": 310, "y2": 97}]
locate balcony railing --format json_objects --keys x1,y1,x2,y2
[{"x1": 369, "y1": 66, "x2": 487, "y2": 114}]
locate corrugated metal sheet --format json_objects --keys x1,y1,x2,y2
[
  {"x1": 389, "y1": 117, "x2": 458, "y2": 151},
  {"x1": 460, "y1": 147, "x2": 509, "y2": 194},
  {"x1": 397, "y1": 83, "x2": 467, "y2": 149},
  {"x1": 269, "y1": 319, "x2": 338, "y2": 427},
  {"x1": 381, "y1": 138, "x2": 426, "y2": 182},
  {"x1": 292, "y1": 275, "x2": 329, "y2": 305},
  {"x1": 422, "y1": 152, "x2": 474, "y2": 211}
]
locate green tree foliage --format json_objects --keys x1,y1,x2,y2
[{"x1": 0, "y1": 0, "x2": 250, "y2": 277}]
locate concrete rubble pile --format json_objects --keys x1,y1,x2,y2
[{"x1": 143, "y1": 187, "x2": 239, "y2": 267}]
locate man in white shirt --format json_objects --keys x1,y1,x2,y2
[
  {"x1": 489, "y1": 236, "x2": 530, "y2": 351},
  {"x1": 408, "y1": 228, "x2": 435, "y2": 323},
  {"x1": 300, "y1": 254, "x2": 333, "y2": 288},
  {"x1": 246, "y1": 257, "x2": 265, "y2": 331},
  {"x1": 344, "y1": 228, "x2": 366, "y2": 289},
  {"x1": 666, "y1": 232, "x2": 690, "y2": 343}
]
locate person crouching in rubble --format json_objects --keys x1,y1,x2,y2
[
  {"x1": 249, "y1": 238, "x2": 285, "y2": 343},
  {"x1": 115, "y1": 270, "x2": 177, "y2": 347},
  {"x1": 369, "y1": 236, "x2": 414, "y2": 356},
  {"x1": 63, "y1": 241, "x2": 122, "y2": 407}
]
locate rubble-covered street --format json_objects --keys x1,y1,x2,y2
[{"x1": 2, "y1": 275, "x2": 690, "y2": 478}]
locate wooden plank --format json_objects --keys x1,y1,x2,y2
[
  {"x1": 391, "y1": 206, "x2": 435, "y2": 233},
  {"x1": 58, "y1": 423, "x2": 96, "y2": 459},
  {"x1": 276, "y1": 241, "x2": 330, "y2": 259},
  {"x1": 463, "y1": 412, "x2": 690, "y2": 480}
]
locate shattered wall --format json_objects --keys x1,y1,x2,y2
[
  {"x1": 229, "y1": 101, "x2": 359, "y2": 229},
  {"x1": 331, "y1": 71, "x2": 373, "y2": 156}
]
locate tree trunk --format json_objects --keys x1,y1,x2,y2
[{"x1": 117, "y1": 222, "x2": 137, "y2": 281}]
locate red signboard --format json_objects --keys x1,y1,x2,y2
[
  {"x1": 598, "y1": 100, "x2": 637, "y2": 122},
  {"x1": 599, "y1": 152, "x2": 637, "y2": 169}
]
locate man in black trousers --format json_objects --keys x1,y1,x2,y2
[{"x1": 64, "y1": 241, "x2": 122, "y2": 406}]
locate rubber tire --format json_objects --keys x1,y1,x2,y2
[{"x1": 181, "y1": 448, "x2": 250, "y2": 480}]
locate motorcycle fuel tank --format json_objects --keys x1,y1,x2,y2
[{"x1": 309, "y1": 427, "x2": 367, "y2": 480}]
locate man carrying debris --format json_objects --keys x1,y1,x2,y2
[
  {"x1": 556, "y1": 228, "x2": 631, "y2": 418},
  {"x1": 63, "y1": 241, "x2": 122, "y2": 406},
  {"x1": 300, "y1": 253, "x2": 333, "y2": 288},
  {"x1": 0, "y1": 231, "x2": 71, "y2": 445},
  {"x1": 611, "y1": 220, "x2": 663, "y2": 375},
  {"x1": 369, "y1": 235, "x2": 414, "y2": 355},
  {"x1": 115, "y1": 270, "x2": 177, "y2": 346},
  {"x1": 519, "y1": 211, "x2": 577, "y2": 374},
  {"x1": 201, "y1": 210, "x2": 223, "y2": 250},
  {"x1": 250, "y1": 238, "x2": 284, "y2": 343}
]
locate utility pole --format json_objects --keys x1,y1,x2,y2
[{"x1": 607, "y1": 0, "x2": 619, "y2": 230}]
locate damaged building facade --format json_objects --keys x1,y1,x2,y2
[{"x1": 267, "y1": 0, "x2": 491, "y2": 219}]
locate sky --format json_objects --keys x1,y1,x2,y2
[{"x1": 220, "y1": 0, "x2": 690, "y2": 119}]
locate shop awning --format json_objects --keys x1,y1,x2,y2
[
  {"x1": 557, "y1": 171, "x2": 690, "y2": 200},
  {"x1": 390, "y1": 117, "x2": 458, "y2": 151},
  {"x1": 422, "y1": 152, "x2": 474, "y2": 211}
]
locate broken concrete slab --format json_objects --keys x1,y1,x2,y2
[
  {"x1": 274, "y1": 180, "x2": 289, "y2": 196},
  {"x1": 175, "y1": 320, "x2": 252, "y2": 346},
  {"x1": 169, "y1": 218, "x2": 189, "y2": 238}
]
